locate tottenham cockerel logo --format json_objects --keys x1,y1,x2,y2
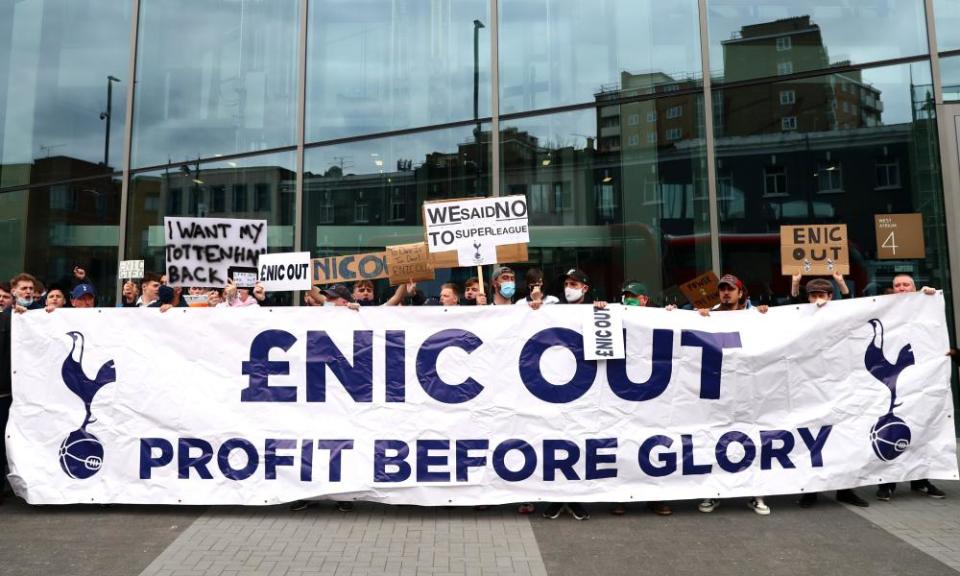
[
  {"x1": 59, "y1": 331, "x2": 116, "y2": 479},
  {"x1": 865, "y1": 319, "x2": 914, "y2": 462}
]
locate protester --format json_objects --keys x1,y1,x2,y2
[
  {"x1": 44, "y1": 287, "x2": 67, "y2": 311},
  {"x1": 620, "y1": 281, "x2": 652, "y2": 307},
  {"x1": 462, "y1": 277, "x2": 487, "y2": 306},
  {"x1": 322, "y1": 284, "x2": 361, "y2": 311},
  {"x1": 219, "y1": 278, "x2": 264, "y2": 308},
  {"x1": 67, "y1": 284, "x2": 97, "y2": 309},
  {"x1": 139, "y1": 273, "x2": 163, "y2": 307},
  {"x1": 0, "y1": 282, "x2": 12, "y2": 313},
  {"x1": 516, "y1": 268, "x2": 558, "y2": 310},
  {"x1": 119, "y1": 281, "x2": 139, "y2": 307},
  {"x1": 792, "y1": 277, "x2": 869, "y2": 508},
  {"x1": 10, "y1": 273, "x2": 44, "y2": 312},
  {"x1": 790, "y1": 270, "x2": 849, "y2": 303},
  {"x1": 876, "y1": 273, "x2": 946, "y2": 501},
  {"x1": 487, "y1": 267, "x2": 516, "y2": 305},
  {"x1": 352, "y1": 280, "x2": 377, "y2": 306},
  {"x1": 438, "y1": 283, "x2": 460, "y2": 306},
  {"x1": 0, "y1": 309, "x2": 9, "y2": 504},
  {"x1": 693, "y1": 274, "x2": 770, "y2": 515}
]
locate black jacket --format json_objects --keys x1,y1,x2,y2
[{"x1": 0, "y1": 311, "x2": 11, "y2": 397}]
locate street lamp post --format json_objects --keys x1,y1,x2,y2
[
  {"x1": 100, "y1": 75, "x2": 121, "y2": 169},
  {"x1": 473, "y1": 19, "x2": 485, "y2": 197}
]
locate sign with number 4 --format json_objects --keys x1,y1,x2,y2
[{"x1": 875, "y1": 214, "x2": 925, "y2": 260}]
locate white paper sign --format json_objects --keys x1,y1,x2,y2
[
  {"x1": 164, "y1": 217, "x2": 267, "y2": 287},
  {"x1": 118, "y1": 260, "x2": 144, "y2": 280},
  {"x1": 257, "y1": 252, "x2": 312, "y2": 291},
  {"x1": 582, "y1": 305, "x2": 625, "y2": 360},
  {"x1": 8, "y1": 294, "x2": 957, "y2": 506},
  {"x1": 424, "y1": 197, "x2": 529, "y2": 260}
]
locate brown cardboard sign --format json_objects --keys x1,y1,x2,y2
[
  {"x1": 679, "y1": 271, "x2": 721, "y2": 309},
  {"x1": 875, "y1": 213, "x2": 925, "y2": 260},
  {"x1": 780, "y1": 224, "x2": 849, "y2": 275},
  {"x1": 386, "y1": 242, "x2": 435, "y2": 285},
  {"x1": 312, "y1": 251, "x2": 389, "y2": 285}
]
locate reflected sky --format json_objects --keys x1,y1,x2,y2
[
  {"x1": 0, "y1": 0, "x2": 131, "y2": 174},
  {"x1": 498, "y1": 0, "x2": 701, "y2": 113},
  {"x1": 934, "y1": 0, "x2": 960, "y2": 52},
  {"x1": 708, "y1": 0, "x2": 928, "y2": 80},
  {"x1": 307, "y1": 0, "x2": 489, "y2": 142}
]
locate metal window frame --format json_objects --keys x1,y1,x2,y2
[
  {"x1": 698, "y1": 0, "x2": 721, "y2": 274},
  {"x1": 926, "y1": 0, "x2": 960, "y2": 339},
  {"x1": 115, "y1": 0, "x2": 141, "y2": 305}
]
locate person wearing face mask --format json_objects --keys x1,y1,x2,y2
[
  {"x1": 491, "y1": 267, "x2": 517, "y2": 305},
  {"x1": 9, "y1": 273, "x2": 45, "y2": 313},
  {"x1": 620, "y1": 281, "x2": 652, "y2": 307}
]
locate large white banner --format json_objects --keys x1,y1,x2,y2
[{"x1": 7, "y1": 293, "x2": 957, "y2": 505}]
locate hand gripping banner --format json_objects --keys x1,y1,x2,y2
[{"x1": 7, "y1": 293, "x2": 957, "y2": 505}]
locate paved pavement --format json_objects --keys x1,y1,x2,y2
[{"x1": 3, "y1": 480, "x2": 960, "y2": 576}]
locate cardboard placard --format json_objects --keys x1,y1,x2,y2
[
  {"x1": 875, "y1": 213, "x2": 925, "y2": 260},
  {"x1": 780, "y1": 224, "x2": 849, "y2": 275},
  {"x1": 118, "y1": 259, "x2": 144, "y2": 280},
  {"x1": 258, "y1": 252, "x2": 312, "y2": 291},
  {"x1": 164, "y1": 217, "x2": 267, "y2": 287},
  {"x1": 423, "y1": 196, "x2": 529, "y2": 266},
  {"x1": 679, "y1": 271, "x2": 721, "y2": 309},
  {"x1": 386, "y1": 242, "x2": 435, "y2": 286},
  {"x1": 312, "y1": 251, "x2": 390, "y2": 285}
]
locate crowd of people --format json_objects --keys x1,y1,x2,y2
[{"x1": 0, "y1": 264, "x2": 957, "y2": 516}]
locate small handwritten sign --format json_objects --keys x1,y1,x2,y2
[
  {"x1": 679, "y1": 271, "x2": 721, "y2": 309},
  {"x1": 386, "y1": 242, "x2": 435, "y2": 286}
]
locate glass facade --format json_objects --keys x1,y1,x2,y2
[{"x1": 0, "y1": 0, "x2": 958, "y2": 329}]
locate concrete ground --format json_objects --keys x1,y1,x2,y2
[{"x1": 2, "y1": 484, "x2": 959, "y2": 576}]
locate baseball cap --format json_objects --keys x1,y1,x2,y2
[
  {"x1": 323, "y1": 284, "x2": 355, "y2": 302},
  {"x1": 717, "y1": 274, "x2": 744, "y2": 290},
  {"x1": 621, "y1": 281, "x2": 648, "y2": 296},
  {"x1": 70, "y1": 283, "x2": 95, "y2": 299},
  {"x1": 491, "y1": 266, "x2": 514, "y2": 282},
  {"x1": 563, "y1": 268, "x2": 590, "y2": 285},
  {"x1": 805, "y1": 278, "x2": 833, "y2": 294}
]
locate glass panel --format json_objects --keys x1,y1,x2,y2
[
  {"x1": 0, "y1": 1, "x2": 131, "y2": 188},
  {"x1": 708, "y1": 1, "x2": 928, "y2": 83},
  {"x1": 934, "y1": 0, "x2": 960, "y2": 52},
  {"x1": 500, "y1": 103, "x2": 712, "y2": 304},
  {"x1": 940, "y1": 55, "x2": 960, "y2": 101},
  {"x1": 303, "y1": 125, "x2": 489, "y2": 301},
  {"x1": 713, "y1": 61, "x2": 951, "y2": 306},
  {"x1": 0, "y1": 176, "x2": 121, "y2": 304},
  {"x1": 498, "y1": 0, "x2": 701, "y2": 114},
  {"x1": 132, "y1": 0, "x2": 299, "y2": 168},
  {"x1": 126, "y1": 152, "x2": 296, "y2": 297},
  {"x1": 307, "y1": 0, "x2": 489, "y2": 142}
]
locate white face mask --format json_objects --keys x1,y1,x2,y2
[{"x1": 564, "y1": 287, "x2": 584, "y2": 303}]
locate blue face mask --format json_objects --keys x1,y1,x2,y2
[{"x1": 499, "y1": 282, "x2": 516, "y2": 299}]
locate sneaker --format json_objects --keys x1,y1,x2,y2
[
  {"x1": 698, "y1": 499, "x2": 719, "y2": 513},
  {"x1": 336, "y1": 501, "x2": 354, "y2": 512},
  {"x1": 289, "y1": 500, "x2": 310, "y2": 512},
  {"x1": 648, "y1": 503, "x2": 673, "y2": 516},
  {"x1": 798, "y1": 493, "x2": 818, "y2": 508},
  {"x1": 542, "y1": 502, "x2": 564, "y2": 519},
  {"x1": 912, "y1": 480, "x2": 946, "y2": 499},
  {"x1": 517, "y1": 502, "x2": 536, "y2": 514},
  {"x1": 748, "y1": 498, "x2": 770, "y2": 515},
  {"x1": 876, "y1": 486, "x2": 893, "y2": 501},
  {"x1": 836, "y1": 489, "x2": 869, "y2": 507},
  {"x1": 567, "y1": 503, "x2": 590, "y2": 521},
  {"x1": 610, "y1": 504, "x2": 626, "y2": 516}
]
